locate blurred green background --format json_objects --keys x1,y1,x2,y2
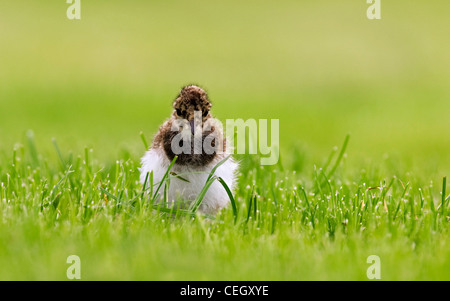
[
  {"x1": 1, "y1": 0, "x2": 449, "y2": 176},
  {"x1": 1, "y1": 0, "x2": 450, "y2": 281}
]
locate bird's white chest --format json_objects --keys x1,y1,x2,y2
[{"x1": 139, "y1": 148, "x2": 238, "y2": 214}]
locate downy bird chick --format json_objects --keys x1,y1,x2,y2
[{"x1": 140, "y1": 85, "x2": 238, "y2": 215}]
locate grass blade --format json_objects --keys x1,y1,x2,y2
[
  {"x1": 170, "y1": 172, "x2": 190, "y2": 183},
  {"x1": 52, "y1": 138, "x2": 66, "y2": 169},
  {"x1": 152, "y1": 156, "x2": 178, "y2": 202},
  {"x1": 190, "y1": 176, "x2": 216, "y2": 213},
  {"x1": 327, "y1": 134, "x2": 350, "y2": 178},
  {"x1": 217, "y1": 177, "x2": 238, "y2": 222},
  {"x1": 26, "y1": 130, "x2": 40, "y2": 167},
  {"x1": 206, "y1": 155, "x2": 231, "y2": 183},
  {"x1": 140, "y1": 131, "x2": 149, "y2": 150},
  {"x1": 246, "y1": 191, "x2": 253, "y2": 224},
  {"x1": 188, "y1": 155, "x2": 233, "y2": 213},
  {"x1": 441, "y1": 177, "x2": 447, "y2": 215}
]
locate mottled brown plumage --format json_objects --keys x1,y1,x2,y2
[
  {"x1": 172, "y1": 85, "x2": 212, "y2": 121},
  {"x1": 151, "y1": 85, "x2": 226, "y2": 167}
]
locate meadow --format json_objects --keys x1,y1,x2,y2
[{"x1": 0, "y1": 1, "x2": 449, "y2": 280}]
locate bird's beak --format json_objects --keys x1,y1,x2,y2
[{"x1": 190, "y1": 119, "x2": 195, "y2": 135}]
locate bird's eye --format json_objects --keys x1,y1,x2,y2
[
  {"x1": 202, "y1": 110, "x2": 209, "y2": 117},
  {"x1": 176, "y1": 108, "x2": 182, "y2": 116}
]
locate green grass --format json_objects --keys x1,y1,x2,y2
[
  {"x1": 0, "y1": 134, "x2": 449, "y2": 280},
  {"x1": 1, "y1": 0, "x2": 450, "y2": 280}
]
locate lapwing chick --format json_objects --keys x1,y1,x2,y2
[{"x1": 140, "y1": 85, "x2": 238, "y2": 215}]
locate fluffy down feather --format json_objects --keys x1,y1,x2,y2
[{"x1": 140, "y1": 148, "x2": 238, "y2": 215}]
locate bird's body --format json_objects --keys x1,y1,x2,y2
[
  {"x1": 139, "y1": 85, "x2": 238, "y2": 215},
  {"x1": 140, "y1": 147, "x2": 238, "y2": 214}
]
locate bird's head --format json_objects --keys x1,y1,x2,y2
[
  {"x1": 172, "y1": 85, "x2": 212, "y2": 124},
  {"x1": 162, "y1": 85, "x2": 224, "y2": 167}
]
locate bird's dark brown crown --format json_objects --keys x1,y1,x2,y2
[{"x1": 172, "y1": 85, "x2": 212, "y2": 121}]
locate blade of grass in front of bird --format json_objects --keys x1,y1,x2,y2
[
  {"x1": 170, "y1": 172, "x2": 190, "y2": 183},
  {"x1": 152, "y1": 156, "x2": 177, "y2": 202},
  {"x1": 217, "y1": 177, "x2": 238, "y2": 222},
  {"x1": 163, "y1": 176, "x2": 170, "y2": 206},
  {"x1": 190, "y1": 176, "x2": 217, "y2": 213},
  {"x1": 188, "y1": 155, "x2": 232, "y2": 213},
  {"x1": 206, "y1": 155, "x2": 231, "y2": 183},
  {"x1": 149, "y1": 171, "x2": 153, "y2": 203},
  {"x1": 149, "y1": 171, "x2": 208, "y2": 188}
]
